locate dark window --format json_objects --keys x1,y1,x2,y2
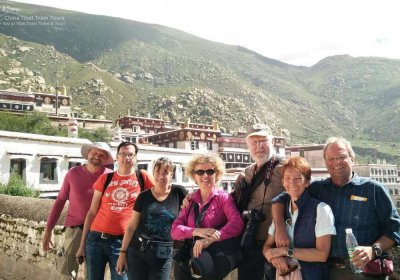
[
  {"x1": 40, "y1": 158, "x2": 58, "y2": 183},
  {"x1": 172, "y1": 165, "x2": 177, "y2": 181},
  {"x1": 10, "y1": 158, "x2": 26, "y2": 182},
  {"x1": 138, "y1": 163, "x2": 148, "y2": 171},
  {"x1": 68, "y1": 162, "x2": 82, "y2": 169},
  {"x1": 191, "y1": 140, "x2": 199, "y2": 150},
  {"x1": 207, "y1": 141, "x2": 213, "y2": 150},
  {"x1": 182, "y1": 167, "x2": 189, "y2": 182}
]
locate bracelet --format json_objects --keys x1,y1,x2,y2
[{"x1": 120, "y1": 250, "x2": 127, "y2": 253}]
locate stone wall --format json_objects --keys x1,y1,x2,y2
[{"x1": 0, "y1": 194, "x2": 87, "y2": 280}]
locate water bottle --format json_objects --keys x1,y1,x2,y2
[{"x1": 345, "y1": 228, "x2": 362, "y2": 273}]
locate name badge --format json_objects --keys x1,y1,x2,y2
[{"x1": 350, "y1": 195, "x2": 368, "y2": 202}]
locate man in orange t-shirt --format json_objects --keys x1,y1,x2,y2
[{"x1": 76, "y1": 142, "x2": 153, "y2": 280}]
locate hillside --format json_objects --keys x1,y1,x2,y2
[{"x1": 0, "y1": 0, "x2": 399, "y2": 163}]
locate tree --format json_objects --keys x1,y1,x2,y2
[
  {"x1": 78, "y1": 127, "x2": 112, "y2": 142},
  {"x1": 0, "y1": 111, "x2": 62, "y2": 136}
]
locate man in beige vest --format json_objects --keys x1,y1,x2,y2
[{"x1": 232, "y1": 124, "x2": 284, "y2": 280}]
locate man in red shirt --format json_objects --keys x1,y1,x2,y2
[
  {"x1": 41, "y1": 142, "x2": 114, "y2": 279},
  {"x1": 76, "y1": 141, "x2": 153, "y2": 280}
]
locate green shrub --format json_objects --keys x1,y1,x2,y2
[{"x1": 0, "y1": 173, "x2": 40, "y2": 197}]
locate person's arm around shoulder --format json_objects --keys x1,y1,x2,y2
[
  {"x1": 116, "y1": 210, "x2": 140, "y2": 275},
  {"x1": 271, "y1": 192, "x2": 291, "y2": 247},
  {"x1": 181, "y1": 191, "x2": 194, "y2": 209},
  {"x1": 218, "y1": 192, "x2": 244, "y2": 240},
  {"x1": 75, "y1": 189, "x2": 102, "y2": 263}
]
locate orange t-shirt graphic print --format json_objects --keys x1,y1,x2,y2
[{"x1": 90, "y1": 172, "x2": 141, "y2": 235}]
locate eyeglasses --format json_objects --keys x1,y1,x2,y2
[
  {"x1": 193, "y1": 169, "x2": 215, "y2": 176},
  {"x1": 249, "y1": 140, "x2": 268, "y2": 147},
  {"x1": 118, "y1": 153, "x2": 136, "y2": 159},
  {"x1": 326, "y1": 155, "x2": 350, "y2": 162}
]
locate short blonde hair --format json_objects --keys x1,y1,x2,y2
[{"x1": 185, "y1": 154, "x2": 225, "y2": 182}]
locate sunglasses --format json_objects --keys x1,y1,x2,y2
[{"x1": 193, "y1": 169, "x2": 215, "y2": 176}]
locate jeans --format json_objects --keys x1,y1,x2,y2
[
  {"x1": 85, "y1": 231, "x2": 127, "y2": 280},
  {"x1": 127, "y1": 243, "x2": 173, "y2": 280}
]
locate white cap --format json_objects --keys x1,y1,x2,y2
[{"x1": 345, "y1": 228, "x2": 353, "y2": 234}]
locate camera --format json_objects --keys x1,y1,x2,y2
[{"x1": 240, "y1": 209, "x2": 266, "y2": 248}]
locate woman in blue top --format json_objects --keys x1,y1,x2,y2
[
  {"x1": 263, "y1": 156, "x2": 336, "y2": 280},
  {"x1": 116, "y1": 157, "x2": 187, "y2": 280}
]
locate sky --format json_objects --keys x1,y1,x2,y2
[{"x1": 9, "y1": 0, "x2": 400, "y2": 66}]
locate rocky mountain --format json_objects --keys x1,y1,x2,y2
[{"x1": 0, "y1": 0, "x2": 399, "y2": 162}]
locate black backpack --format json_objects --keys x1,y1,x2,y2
[{"x1": 102, "y1": 169, "x2": 145, "y2": 194}]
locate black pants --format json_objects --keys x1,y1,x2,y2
[
  {"x1": 238, "y1": 245, "x2": 276, "y2": 280},
  {"x1": 127, "y1": 244, "x2": 173, "y2": 280}
]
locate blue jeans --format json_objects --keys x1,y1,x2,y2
[{"x1": 85, "y1": 231, "x2": 127, "y2": 280}]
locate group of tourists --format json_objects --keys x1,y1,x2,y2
[{"x1": 42, "y1": 123, "x2": 400, "y2": 280}]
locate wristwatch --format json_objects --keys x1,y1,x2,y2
[
  {"x1": 372, "y1": 244, "x2": 382, "y2": 257},
  {"x1": 287, "y1": 247, "x2": 294, "y2": 258}
]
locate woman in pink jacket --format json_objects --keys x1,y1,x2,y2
[{"x1": 171, "y1": 154, "x2": 244, "y2": 280}]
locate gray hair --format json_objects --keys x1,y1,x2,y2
[{"x1": 323, "y1": 137, "x2": 355, "y2": 159}]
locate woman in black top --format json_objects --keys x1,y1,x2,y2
[{"x1": 116, "y1": 157, "x2": 187, "y2": 280}]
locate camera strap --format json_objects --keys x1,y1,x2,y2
[
  {"x1": 236, "y1": 156, "x2": 280, "y2": 212},
  {"x1": 193, "y1": 197, "x2": 215, "y2": 228}
]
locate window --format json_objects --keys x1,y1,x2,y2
[
  {"x1": 68, "y1": 162, "x2": 82, "y2": 169},
  {"x1": 10, "y1": 158, "x2": 26, "y2": 182},
  {"x1": 191, "y1": 140, "x2": 199, "y2": 150},
  {"x1": 299, "y1": 150, "x2": 305, "y2": 157},
  {"x1": 137, "y1": 163, "x2": 148, "y2": 170},
  {"x1": 182, "y1": 167, "x2": 189, "y2": 182},
  {"x1": 207, "y1": 141, "x2": 213, "y2": 150},
  {"x1": 40, "y1": 158, "x2": 58, "y2": 183},
  {"x1": 172, "y1": 165, "x2": 177, "y2": 181}
]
